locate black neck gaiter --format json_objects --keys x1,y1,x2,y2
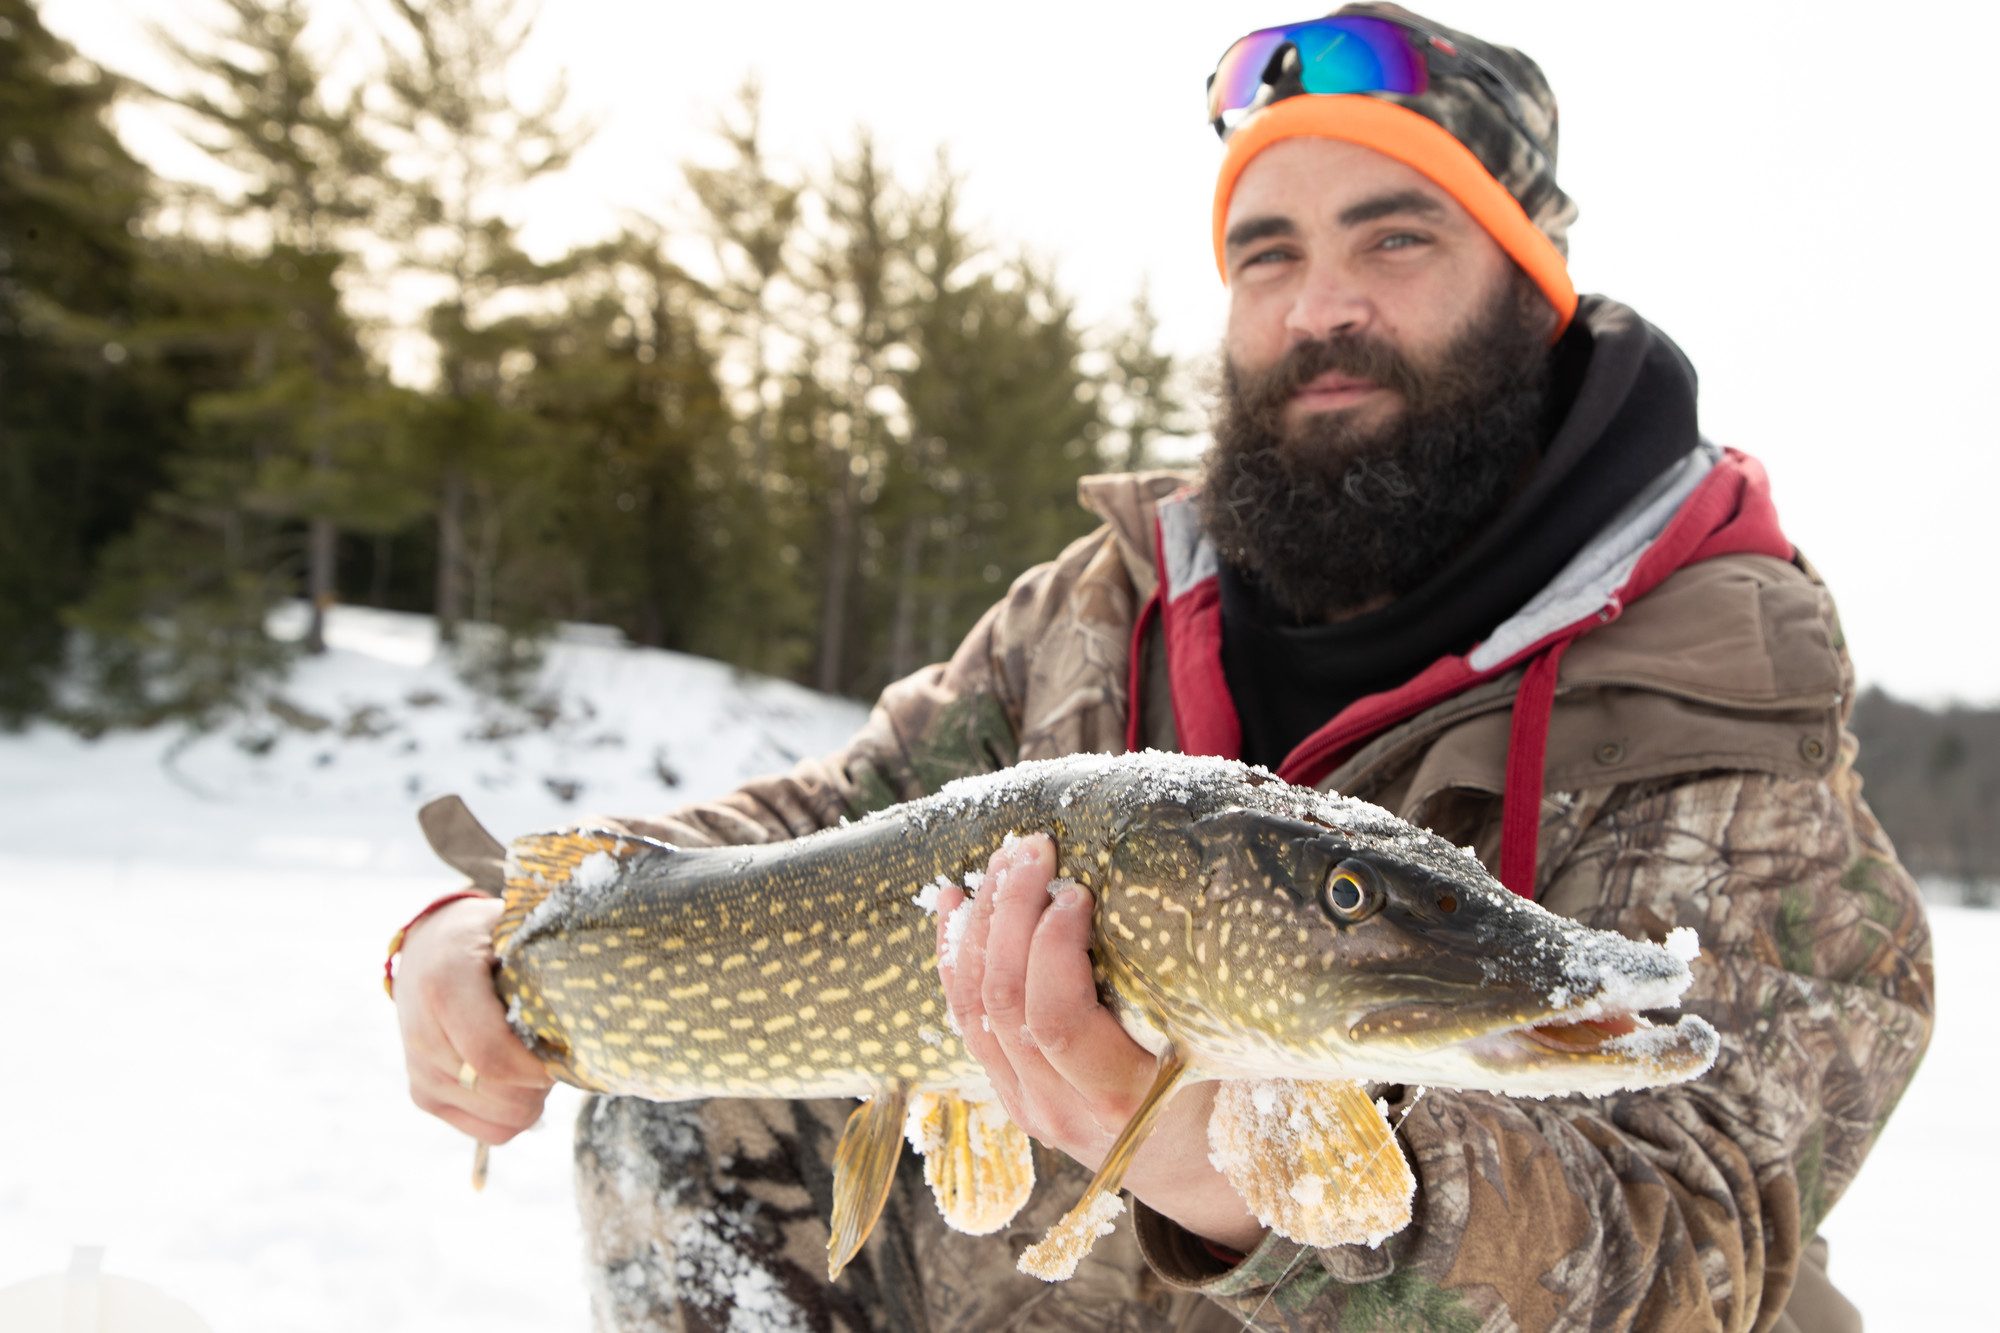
[{"x1": 1219, "y1": 297, "x2": 1702, "y2": 769}]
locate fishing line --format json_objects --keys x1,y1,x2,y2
[{"x1": 1233, "y1": 1085, "x2": 1427, "y2": 1333}]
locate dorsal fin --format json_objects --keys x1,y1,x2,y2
[{"x1": 492, "y1": 827, "x2": 671, "y2": 957}]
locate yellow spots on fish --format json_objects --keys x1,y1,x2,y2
[
  {"x1": 1196, "y1": 940, "x2": 1207, "y2": 964},
  {"x1": 1217, "y1": 961, "x2": 1230, "y2": 983},
  {"x1": 767, "y1": 1015, "x2": 796, "y2": 1033},
  {"x1": 758, "y1": 960, "x2": 785, "y2": 978},
  {"x1": 800, "y1": 948, "x2": 823, "y2": 967},
  {"x1": 665, "y1": 1020, "x2": 688, "y2": 1033},
  {"x1": 601, "y1": 971, "x2": 616, "y2": 984},
  {"x1": 721, "y1": 1052, "x2": 750, "y2": 1066},
  {"x1": 857, "y1": 1040, "x2": 882, "y2": 1057},
  {"x1": 779, "y1": 978, "x2": 804, "y2": 998},
  {"x1": 919, "y1": 998, "x2": 937, "y2": 1017},
  {"x1": 845, "y1": 930, "x2": 867, "y2": 947},
  {"x1": 1235, "y1": 985, "x2": 1247, "y2": 1000},
  {"x1": 610, "y1": 994, "x2": 634, "y2": 1009},
  {"x1": 1315, "y1": 982, "x2": 1330, "y2": 998},
  {"x1": 782, "y1": 930, "x2": 804, "y2": 946},
  {"x1": 854, "y1": 1008, "x2": 875, "y2": 1024},
  {"x1": 735, "y1": 988, "x2": 767, "y2": 1005},
  {"x1": 593, "y1": 1004, "x2": 611, "y2": 1019},
  {"x1": 751, "y1": 937, "x2": 770, "y2": 953},
  {"x1": 692, "y1": 1027, "x2": 725, "y2": 1042},
  {"x1": 709, "y1": 996, "x2": 732, "y2": 1011},
  {"x1": 808, "y1": 921, "x2": 826, "y2": 937},
  {"x1": 799, "y1": 1006, "x2": 818, "y2": 1021},
  {"x1": 721, "y1": 953, "x2": 747, "y2": 971},
  {"x1": 546, "y1": 959, "x2": 568, "y2": 971},
  {"x1": 729, "y1": 1017, "x2": 755, "y2": 1031},
  {"x1": 1262, "y1": 967, "x2": 1275, "y2": 985},
  {"x1": 642, "y1": 1034, "x2": 673, "y2": 1047},
  {"x1": 696, "y1": 952, "x2": 714, "y2": 967},
  {"x1": 819, "y1": 984, "x2": 852, "y2": 1004},
  {"x1": 647, "y1": 966, "x2": 666, "y2": 982},
  {"x1": 884, "y1": 924, "x2": 912, "y2": 946},
  {"x1": 1157, "y1": 955, "x2": 1178, "y2": 975},
  {"x1": 861, "y1": 965, "x2": 901, "y2": 993},
  {"x1": 1220, "y1": 921, "x2": 1233, "y2": 948},
  {"x1": 578, "y1": 942, "x2": 601, "y2": 956},
  {"x1": 673, "y1": 963, "x2": 689, "y2": 977},
  {"x1": 604, "y1": 1032, "x2": 632, "y2": 1046},
  {"x1": 827, "y1": 957, "x2": 849, "y2": 975},
  {"x1": 669, "y1": 981, "x2": 710, "y2": 1000},
  {"x1": 659, "y1": 937, "x2": 685, "y2": 952}
]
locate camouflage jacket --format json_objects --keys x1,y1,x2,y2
[{"x1": 578, "y1": 471, "x2": 1932, "y2": 1333}]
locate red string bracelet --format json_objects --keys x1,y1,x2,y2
[{"x1": 383, "y1": 890, "x2": 491, "y2": 998}]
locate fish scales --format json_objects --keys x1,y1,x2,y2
[{"x1": 495, "y1": 756, "x2": 1148, "y2": 1102}]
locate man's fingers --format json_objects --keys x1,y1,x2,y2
[
  {"x1": 434, "y1": 974, "x2": 554, "y2": 1090},
  {"x1": 979, "y1": 835, "x2": 1057, "y2": 1051},
  {"x1": 1024, "y1": 884, "x2": 1156, "y2": 1114}
]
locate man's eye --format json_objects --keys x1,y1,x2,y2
[{"x1": 1379, "y1": 233, "x2": 1427, "y2": 251}]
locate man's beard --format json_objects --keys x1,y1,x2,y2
[{"x1": 1200, "y1": 272, "x2": 1552, "y2": 623}]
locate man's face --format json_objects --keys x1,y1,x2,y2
[
  {"x1": 1222, "y1": 137, "x2": 1529, "y2": 443},
  {"x1": 1203, "y1": 137, "x2": 1558, "y2": 623}
]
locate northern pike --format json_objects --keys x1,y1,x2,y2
[{"x1": 426, "y1": 752, "x2": 1717, "y2": 1281}]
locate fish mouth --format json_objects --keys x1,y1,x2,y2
[{"x1": 1343, "y1": 997, "x2": 1719, "y2": 1096}]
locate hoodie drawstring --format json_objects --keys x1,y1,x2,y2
[{"x1": 1500, "y1": 640, "x2": 1571, "y2": 898}]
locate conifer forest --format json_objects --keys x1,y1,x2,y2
[{"x1": 0, "y1": 0, "x2": 1189, "y2": 729}]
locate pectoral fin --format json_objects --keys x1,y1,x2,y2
[
  {"x1": 1017, "y1": 1049, "x2": 1190, "y2": 1282},
  {"x1": 828, "y1": 1082, "x2": 913, "y2": 1281},
  {"x1": 1207, "y1": 1078, "x2": 1414, "y2": 1248},
  {"x1": 906, "y1": 1091, "x2": 1035, "y2": 1235}
]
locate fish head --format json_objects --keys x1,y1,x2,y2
[{"x1": 1098, "y1": 799, "x2": 1717, "y2": 1098}]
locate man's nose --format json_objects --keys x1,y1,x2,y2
[{"x1": 1285, "y1": 264, "x2": 1371, "y2": 342}]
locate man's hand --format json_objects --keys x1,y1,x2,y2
[
  {"x1": 936, "y1": 834, "x2": 1267, "y2": 1253},
  {"x1": 394, "y1": 896, "x2": 555, "y2": 1144}
]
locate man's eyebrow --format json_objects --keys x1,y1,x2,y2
[
  {"x1": 1337, "y1": 190, "x2": 1448, "y2": 227},
  {"x1": 1223, "y1": 216, "x2": 1299, "y2": 251}
]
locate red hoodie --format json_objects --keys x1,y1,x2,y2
[{"x1": 1127, "y1": 446, "x2": 1793, "y2": 897}]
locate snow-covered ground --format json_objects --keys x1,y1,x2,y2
[{"x1": 0, "y1": 607, "x2": 1985, "y2": 1329}]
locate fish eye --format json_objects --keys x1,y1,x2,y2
[{"x1": 1320, "y1": 860, "x2": 1382, "y2": 924}]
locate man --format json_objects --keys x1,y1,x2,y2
[{"x1": 391, "y1": 6, "x2": 1931, "y2": 1329}]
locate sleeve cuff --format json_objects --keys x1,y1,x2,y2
[{"x1": 1131, "y1": 1200, "x2": 1398, "y2": 1300}]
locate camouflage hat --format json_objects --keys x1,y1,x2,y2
[{"x1": 1210, "y1": 3, "x2": 1580, "y2": 332}]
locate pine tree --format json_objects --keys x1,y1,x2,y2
[
  {"x1": 0, "y1": 0, "x2": 187, "y2": 721},
  {"x1": 147, "y1": 0, "x2": 389, "y2": 652},
  {"x1": 374, "y1": 0, "x2": 588, "y2": 643}
]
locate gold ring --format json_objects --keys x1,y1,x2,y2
[{"x1": 457, "y1": 1060, "x2": 479, "y2": 1091}]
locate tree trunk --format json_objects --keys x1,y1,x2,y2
[
  {"x1": 305, "y1": 513, "x2": 336, "y2": 653},
  {"x1": 888, "y1": 517, "x2": 922, "y2": 681},
  {"x1": 926, "y1": 529, "x2": 960, "y2": 664},
  {"x1": 436, "y1": 464, "x2": 465, "y2": 641},
  {"x1": 817, "y1": 468, "x2": 855, "y2": 695}
]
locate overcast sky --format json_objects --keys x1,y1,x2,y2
[{"x1": 41, "y1": 0, "x2": 2000, "y2": 705}]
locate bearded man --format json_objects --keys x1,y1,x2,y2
[{"x1": 388, "y1": 6, "x2": 1931, "y2": 1330}]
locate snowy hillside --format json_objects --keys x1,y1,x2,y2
[
  {"x1": 9, "y1": 604, "x2": 871, "y2": 871},
  {"x1": 0, "y1": 608, "x2": 1984, "y2": 1330}
]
